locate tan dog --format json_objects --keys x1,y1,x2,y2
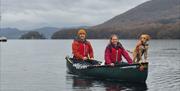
[{"x1": 133, "y1": 34, "x2": 150, "y2": 63}]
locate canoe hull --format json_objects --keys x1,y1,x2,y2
[{"x1": 66, "y1": 57, "x2": 148, "y2": 83}]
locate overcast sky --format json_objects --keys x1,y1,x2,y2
[{"x1": 1, "y1": 0, "x2": 148, "y2": 30}]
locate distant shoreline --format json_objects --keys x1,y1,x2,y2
[{"x1": 4, "y1": 38, "x2": 180, "y2": 40}]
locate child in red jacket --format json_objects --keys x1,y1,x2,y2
[
  {"x1": 72, "y1": 29, "x2": 94, "y2": 61},
  {"x1": 104, "y1": 34, "x2": 132, "y2": 66}
]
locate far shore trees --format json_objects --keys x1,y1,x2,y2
[{"x1": 20, "y1": 31, "x2": 46, "y2": 39}]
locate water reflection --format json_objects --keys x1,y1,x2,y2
[
  {"x1": 67, "y1": 74, "x2": 147, "y2": 91},
  {"x1": 72, "y1": 76, "x2": 93, "y2": 90}
]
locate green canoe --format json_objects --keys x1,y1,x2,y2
[{"x1": 66, "y1": 56, "x2": 148, "y2": 83}]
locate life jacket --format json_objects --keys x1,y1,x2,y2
[
  {"x1": 107, "y1": 42, "x2": 124, "y2": 63},
  {"x1": 72, "y1": 39, "x2": 94, "y2": 60}
]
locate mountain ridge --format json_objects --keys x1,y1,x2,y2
[{"x1": 51, "y1": 0, "x2": 180, "y2": 39}]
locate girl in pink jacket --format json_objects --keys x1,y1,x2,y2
[{"x1": 104, "y1": 34, "x2": 133, "y2": 66}]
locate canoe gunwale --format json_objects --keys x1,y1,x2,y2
[{"x1": 66, "y1": 56, "x2": 148, "y2": 69}]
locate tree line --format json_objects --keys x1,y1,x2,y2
[
  {"x1": 20, "y1": 20, "x2": 180, "y2": 39},
  {"x1": 51, "y1": 21, "x2": 180, "y2": 39}
]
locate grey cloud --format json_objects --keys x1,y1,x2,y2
[{"x1": 1, "y1": 0, "x2": 148, "y2": 30}]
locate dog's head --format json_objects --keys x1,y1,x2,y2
[{"x1": 140, "y1": 34, "x2": 150, "y2": 43}]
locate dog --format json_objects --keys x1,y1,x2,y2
[{"x1": 133, "y1": 34, "x2": 150, "y2": 63}]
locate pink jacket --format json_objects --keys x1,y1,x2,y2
[{"x1": 104, "y1": 43, "x2": 133, "y2": 65}]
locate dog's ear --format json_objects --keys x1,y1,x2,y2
[
  {"x1": 139, "y1": 35, "x2": 143, "y2": 40},
  {"x1": 146, "y1": 34, "x2": 151, "y2": 41}
]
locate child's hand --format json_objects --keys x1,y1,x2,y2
[
  {"x1": 83, "y1": 57, "x2": 87, "y2": 60},
  {"x1": 109, "y1": 63, "x2": 114, "y2": 66},
  {"x1": 90, "y1": 58, "x2": 94, "y2": 60}
]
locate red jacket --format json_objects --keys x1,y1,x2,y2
[
  {"x1": 105, "y1": 43, "x2": 132, "y2": 64},
  {"x1": 72, "y1": 39, "x2": 94, "y2": 60}
]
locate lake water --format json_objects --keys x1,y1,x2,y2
[{"x1": 0, "y1": 40, "x2": 180, "y2": 91}]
